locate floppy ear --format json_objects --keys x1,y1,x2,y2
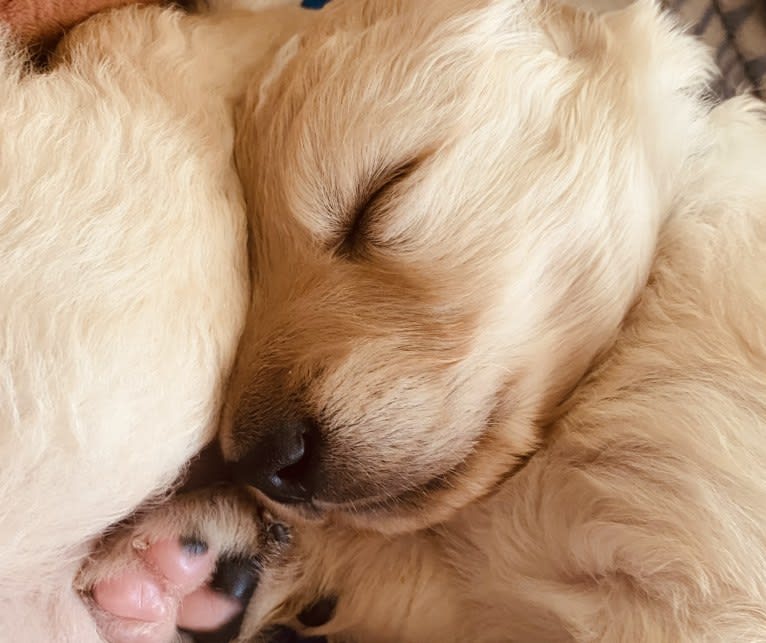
[
  {"x1": 538, "y1": 0, "x2": 715, "y2": 186},
  {"x1": 600, "y1": 0, "x2": 716, "y2": 93},
  {"x1": 537, "y1": 1, "x2": 610, "y2": 59},
  {"x1": 540, "y1": 0, "x2": 714, "y2": 85}
]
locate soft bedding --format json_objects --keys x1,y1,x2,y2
[{"x1": 667, "y1": 0, "x2": 765, "y2": 97}]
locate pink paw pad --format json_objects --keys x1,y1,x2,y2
[{"x1": 91, "y1": 537, "x2": 246, "y2": 643}]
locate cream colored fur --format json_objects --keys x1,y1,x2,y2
[
  {"x1": 9, "y1": 0, "x2": 766, "y2": 641},
  {"x1": 222, "y1": 0, "x2": 716, "y2": 535},
  {"x1": 0, "y1": 2, "x2": 312, "y2": 640},
  {"x1": 219, "y1": 0, "x2": 766, "y2": 640},
  {"x1": 90, "y1": 1, "x2": 766, "y2": 641}
]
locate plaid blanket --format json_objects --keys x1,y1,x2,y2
[{"x1": 666, "y1": 0, "x2": 766, "y2": 98}]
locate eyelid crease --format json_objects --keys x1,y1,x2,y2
[{"x1": 335, "y1": 155, "x2": 427, "y2": 258}]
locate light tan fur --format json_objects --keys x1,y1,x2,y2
[
  {"x1": 11, "y1": 0, "x2": 766, "y2": 641},
  {"x1": 223, "y1": 0, "x2": 714, "y2": 534},
  {"x1": 0, "y1": 2, "x2": 313, "y2": 639},
  {"x1": 87, "y1": 1, "x2": 766, "y2": 641},
  {"x1": 218, "y1": 0, "x2": 766, "y2": 640}
]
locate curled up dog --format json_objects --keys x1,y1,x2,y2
[
  {"x1": 76, "y1": 0, "x2": 766, "y2": 641},
  {"x1": 0, "y1": 1, "x2": 312, "y2": 640},
  {"x1": 3, "y1": 0, "x2": 766, "y2": 640}
]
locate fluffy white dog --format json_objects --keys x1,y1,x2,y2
[
  {"x1": 6, "y1": 0, "x2": 766, "y2": 641},
  {"x1": 229, "y1": 2, "x2": 766, "y2": 639},
  {"x1": 0, "y1": 2, "x2": 310, "y2": 640},
  {"x1": 82, "y1": 1, "x2": 766, "y2": 641}
]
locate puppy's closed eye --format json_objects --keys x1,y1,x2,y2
[{"x1": 335, "y1": 157, "x2": 424, "y2": 258}]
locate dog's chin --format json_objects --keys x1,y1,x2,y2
[{"x1": 242, "y1": 477, "x2": 451, "y2": 533}]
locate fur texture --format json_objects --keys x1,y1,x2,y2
[
  {"x1": 0, "y1": 2, "x2": 310, "y2": 639},
  {"x1": 222, "y1": 0, "x2": 715, "y2": 533},
  {"x1": 9, "y1": 0, "x2": 766, "y2": 641},
  {"x1": 0, "y1": 0, "x2": 166, "y2": 44},
  {"x1": 86, "y1": 1, "x2": 766, "y2": 641},
  {"x1": 220, "y1": 0, "x2": 766, "y2": 640}
]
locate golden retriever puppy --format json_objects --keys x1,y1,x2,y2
[
  {"x1": 224, "y1": 0, "x2": 676, "y2": 533},
  {"x1": 0, "y1": 2, "x2": 314, "y2": 640},
  {"x1": 81, "y1": 0, "x2": 766, "y2": 641}
]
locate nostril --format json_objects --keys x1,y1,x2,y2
[
  {"x1": 231, "y1": 416, "x2": 321, "y2": 505},
  {"x1": 273, "y1": 426, "x2": 315, "y2": 487}
]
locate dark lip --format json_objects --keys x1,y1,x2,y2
[
  {"x1": 246, "y1": 486, "x2": 325, "y2": 522},
  {"x1": 244, "y1": 386, "x2": 534, "y2": 521},
  {"x1": 245, "y1": 463, "x2": 464, "y2": 520},
  {"x1": 250, "y1": 444, "x2": 538, "y2": 522}
]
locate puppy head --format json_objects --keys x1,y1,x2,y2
[{"x1": 223, "y1": 0, "x2": 714, "y2": 532}]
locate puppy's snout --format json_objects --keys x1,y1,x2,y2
[{"x1": 232, "y1": 417, "x2": 321, "y2": 505}]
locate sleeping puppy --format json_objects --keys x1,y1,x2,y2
[
  {"x1": 0, "y1": 1, "x2": 315, "y2": 641},
  {"x1": 81, "y1": 0, "x2": 766, "y2": 641}
]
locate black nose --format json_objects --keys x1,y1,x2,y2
[{"x1": 232, "y1": 417, "x2": 320, "y2": 504}]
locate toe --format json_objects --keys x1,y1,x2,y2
[
  {"x1": 142, "y1": 537, "x2": 218, "y2": 593},
  {"x1": 177, "y1": 555, "x2": 259, "y2": 640},
  {"x1": 95, "y1": 616, "x2": 178, "y2": 643},
  {"x1": 93, "y1": 569, "x2": 172, "y2": 622},
  {"x1": 177, "y1": 586, "x2": 242, "y2": 632},
  {"x1": 208, "y1": 555, "x2": 260, "y2": 602}
]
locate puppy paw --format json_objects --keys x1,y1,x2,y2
[{"x1": 77, "y1": 487, "x2": 290, "y2": 643}]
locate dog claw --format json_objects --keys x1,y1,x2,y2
[{"x1": 209, "y1": 555, "x2": 261, "y2": 603}]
